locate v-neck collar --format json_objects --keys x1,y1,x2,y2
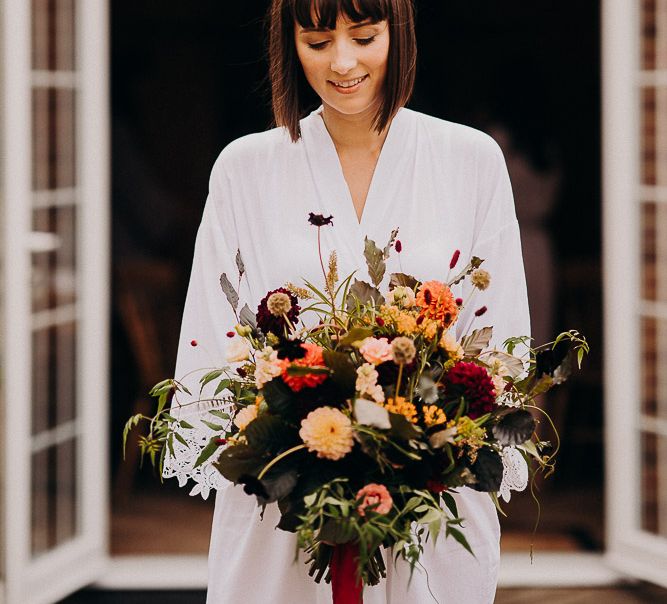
[{"x1": 301, "y1": 106, "x2": 406, "y2": 237}]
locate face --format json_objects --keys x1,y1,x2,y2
[{"x1": 294, "y1": 14, "x2": 390, "y2": 118}]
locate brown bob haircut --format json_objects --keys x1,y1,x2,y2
[{"x1": 268, "y1": 0, "x2": 417, "y2": 142}]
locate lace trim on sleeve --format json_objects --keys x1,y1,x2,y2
[
  {"x1": 498, "y1": 446, "x2": 529, "y2": 502},
  {"x1": 162, "y1": 399, "x2": 233, "y2": 500}
]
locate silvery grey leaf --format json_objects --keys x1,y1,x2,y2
[
  {"x1": 235, "y1": 249, "x2": 245, "y2": 277},
  {"x1": 354, "y1": 398, "x2": 391, "y2": 430},
  {"x1": 239, "y1": 303, "x2": 257, "y2": 330},
  {"x1": 462, "y1": 326, "x2": 493, "y2": 356},
  {"x1": 363, "y1": 236, "x2": 386, "y2": 287},
  {"x1": 220, "y1": 273, "x2": 239, "y2": 312}
]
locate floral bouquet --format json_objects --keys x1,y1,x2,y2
[{"x1": 125, "y1": 212, "x2": 587, "y2": 603}]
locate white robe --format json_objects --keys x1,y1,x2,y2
[{"x1": 163, "y1": 106, "x2": 530, "y2": 603}]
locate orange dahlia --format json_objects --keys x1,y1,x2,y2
[
  {"x1": 415, "y1": 280, "x2": 459, "y2": 329},
  {"x1": 280, "y1": 342, "x2": 328, "y2": 392}
]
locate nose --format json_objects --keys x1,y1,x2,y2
[{"x1": 330, "y1": 41, "x2": 357, "y2": 75}]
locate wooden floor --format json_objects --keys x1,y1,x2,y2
[{"x1": 61, "y1": 585, "x2": 667, "y2": 603}]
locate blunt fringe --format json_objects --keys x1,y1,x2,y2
[{"x1": 268, "y1": 0, "x2": 417, "y2": 142}]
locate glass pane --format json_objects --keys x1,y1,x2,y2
[
  {"x1": 32, "y1": 205, "x2": 77, "y2": 312},
  {"x1": 641, "y1": 316, "x2": 667, "y2": 419},
  {"x1": 32, "y1": 321, "x2": 77, "y2": 435},
  {"x1": 32, "y1": 0, "x2": 76, "y2": 71},
  {"x1": 32, "y1": 87, "x2": 76, "y2": 190},
  {"x1": 31, "y1": 439, "x2": 78, "y2": 556},
  {"x1": 31, "y1": 448, "x2": 51, "y2": 555},
  {"x1": 642, "y1": 431, "x2": 667, "y2": 537}
]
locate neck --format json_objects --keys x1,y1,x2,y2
[{"x1": 320, "y1": 102, "x2": 390, "y2": 154}]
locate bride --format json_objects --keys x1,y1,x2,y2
[{"x1": 164, "y1": 0, "x2": 530, "y2": 602}]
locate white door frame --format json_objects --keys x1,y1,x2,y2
[{"x1": 1, "y1": 1, "x2": 110, "y2": 602}]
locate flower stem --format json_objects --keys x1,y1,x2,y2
[
  {"x1": 395, "y1": 362, "x2": 404, "y2": 398},
  {"x1": 257, "y1": 444, "x2": 307, "y2": 480}
]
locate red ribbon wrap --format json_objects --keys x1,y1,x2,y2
[{"x1": 330, "y1": 543, "x2": 363, "y2": 604}]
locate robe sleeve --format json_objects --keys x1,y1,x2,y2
[
  {"x1": 456, "y1": 135, "x2": 531, "y2": 352},
  {"x1": 161, "y1": 154, "x2": 246, "y2": 499},
  {"x1": 455, "y1": 136, "x2": 532, "y2": 502}
]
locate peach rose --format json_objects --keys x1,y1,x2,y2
[
  {"x1": 359, "y1": 337, "x2": 393, "y2": 365},
  {"x1": 356, "y1": 483, "x2": 393, "y2": 516}
]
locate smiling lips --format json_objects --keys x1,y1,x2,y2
[{"x1": 328, "y1": 74, "x2": 368, "y2": 92}]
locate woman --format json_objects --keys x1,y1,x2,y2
[{"x1": 164, "y1": 0, "x2": 530, "y2": 602}]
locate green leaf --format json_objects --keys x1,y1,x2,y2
[
  {"x1": 209, "y1": 410, "x2": 231, "y2": 420},
  {"x1": 215, "y1": 444, "x2": 266, "y2": 483},
  {"x1": 262, "y1": 378, "x2": 297, "y2": 418},
  {"x1": 214, "y1": 379, "x2": 233, "y2": 396},
  {"x1": 441, "y1": 492, "x2": 458, "y2": 518},
  {"x1": 363, "y1": 236, "x2": 386, "y2": 287},
  {"x1": 194, "y1": 436, "x2": 222, "y2": 468},
  {"x1": 244, "y1": 415, "x2": 293, "y2": 453},
  {"x1": 220, "y1": 272, "x2": 239, "y2": 312},
  {"x1": 318, "y1": 519, "x2": 356, "y2": 545},
  {"x1": 179, "y1": 420, "x2": 194, "y2": 429},
  {"x1": 122, "y1": 414, "x2": 142, "y2": 459},
  {"x1": 200, "y1": 369, "x2": 224, "y2": 391},
  {"x1": 337, "y1": 327, "x2": 374, "y2": 348},
  {"x1": 173, "y1": 431, "x2": 188, "y2": 448},
  {"x1": 201, "y1": 420, "x2": 227, "y2": 431},
  {"x1": 446, "y1": 526, "x2": 475, "y2": 556},
  {"x1": 322, "y1": 350, "x2": 357, "y2": 392}
]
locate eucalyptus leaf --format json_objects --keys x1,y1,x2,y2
[{"x1": 220, "y1": 272, "x2": 239, "y2": 312}]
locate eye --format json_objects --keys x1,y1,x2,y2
[
  {"x1": 355, "y1": 35, "x2": 377, "y2": 46},
  {"x1": 307, "y1": 41, "x2": 329, "y2": 50}
]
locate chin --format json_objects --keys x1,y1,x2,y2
[{"x1": 322, "y1": 96, "x2": 379, "y2": 117}]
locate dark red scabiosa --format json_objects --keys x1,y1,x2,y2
[
  {"x1": 376, "y1": 317, "x2": 385, "y2": 327},
  {"x1": 226, "y1": 331, "x2": 235, "y2": 338},
  {"x1": 443, "y1": 361, "x2": 496, "y2": 419},
  {"x1": 426, "y1": 479, "x2": 446, "y2": 494},
  {"x1": 190, "y1": 339, "x2": 198, "y2": 346},
  {"x1": 455, "y1": 298, "x2": 463, "y2": 306},
  {"x1": 449, "y1": 249, "x2": 461, "y2": 269},
  {"x1": 275, "y1": 335, "x2": 307, "y2": 360},
  {"x1": 308, "y1": 213, "x2": 334, "y2": 227},
  {"x1": 256, "y1": 287, "x2": 300, "y2": 336},
  {"x1": 474, "y1": 306, "x2": 488, "y2": 317},
  {"x1": 236, "y1": 367, "x2": 247, "y2": 378},
  {"x1": 395, "y1": 240, "x2": 402, "y2": 253}
]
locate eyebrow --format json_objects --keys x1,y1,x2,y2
[{"x1": 298, "y1": 20, "x2": 378, "y2": 34}]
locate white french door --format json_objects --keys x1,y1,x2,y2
[
  {"x1": 604, "y1": 0, "x2": 667, "y2": 588},
  {"x1": 1, "y1": 1, "x2": 109, "y2": 603}
]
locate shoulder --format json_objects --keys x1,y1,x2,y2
[
  {"x1": 402, "y1": 108, "x2": 505, "y2": 166},
  {"x1": 209, "y1": 125, "x2": 296, "y2": 184}
]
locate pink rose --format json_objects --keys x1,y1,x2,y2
[
  {"x1": 356, "y1": 483, "x2": 393, "y2": 516},
  {"x1": 359, "y1": 337, "x2": 393, "y2": 365}
]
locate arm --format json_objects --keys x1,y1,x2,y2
[{"x1": 162, "y1": 156, "x2": 248, "y2": 499}]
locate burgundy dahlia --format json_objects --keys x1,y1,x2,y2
[
  {"x1": 443, "y1": 361, "x2": 496, "y2": 419},
  {"x1": 256, "y1": 287, "x2": 300, "y2": 336}
]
